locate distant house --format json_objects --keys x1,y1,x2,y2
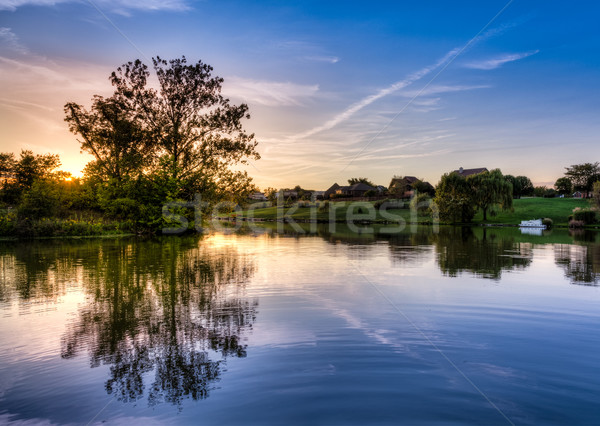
[
  {"x1": 573, "y1": 191, "x2": 584, "y2": 198},
  {"x1": 335, "y1": 182, "x2": 376, "y2": 197},
  {"x1": 452, "y1": 167, "x2": 488, "y2": 177},
  {"x1": 279, "y1": 190, "x2": 298, "y2": 200},
  {"x1": 389, "y1": 175, "x2": 430, "y2": 198},
  {"x1": 324, "y1": 183, "x2": 341, "y2": 199},
  {"x1": 312, "y1": 190, "x2": 325, "y2": 200},
  {"x1": 249, "y1": 192, "x2": 268, "y2": 201}
]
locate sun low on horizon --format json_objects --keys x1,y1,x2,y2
[{"x1": 1, "y1": 0, "x2": 599, "y2": 190}]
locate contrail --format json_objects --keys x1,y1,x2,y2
[
  {"x1": 292, "y1": 47, "x2": 460, "y2": 141},
  {"x1": 292, "y1": 0, "x2": 515, "y2": 143}
]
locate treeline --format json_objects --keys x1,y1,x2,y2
[
  {"x1": 433, "y1": 163, "x2": 600, "y2": 224},
  {"x1": 434, "y1": 169, "x2": 514, "y2": 223},
  {"x1": 0, "y1": 57, "x2": 260, "y2": 237}
]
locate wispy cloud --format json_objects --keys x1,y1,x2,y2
[
  {"x1": 465, "y1": 50, "x2": 539, "y2": 70},
  {"x1": 0, "y1": 0, "x2": 190, "y2": 13},
  {"x1": 305, "y1": 55, "x2": 339, "y2": 64},
  {"x1": 288, "y1": 11, "x2": 520, "y2": 142},
  {"x1": 0, "y1": 27, "x2": 28, "y2": 54},
  {"x1": 290, "y1": 47, "x2": 462, "y2": 140},
  {"x1": 224, "y1": 76, "x2": 319, "y2": 107}
]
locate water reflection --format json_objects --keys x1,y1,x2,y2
[
  {"x1": 555, "y1": 242, "x2": 600, "y2": 285},
  {"x1": 250, "y1": 224, "x2": 536, "y2": 280},
  {"x1": 1, "y1": 237, "x2": 258, "y2": 407},
  {"x1": 432, "y1": 227, "x2": 533, "y2": 280}
]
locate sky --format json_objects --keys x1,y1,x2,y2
[{"x1": 0, "y1": 0, "x2": 599, "y2": 190}]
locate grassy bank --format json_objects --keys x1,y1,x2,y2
[
  {"x1": 472, "y1": 198, "x2": 589, "y2": 226},
  {"x1": 234, "y1": 197, "x2": 591, "y2": 226},
  {"x1": 0, "y1": 210, "x2": 137, "y2": 238},
  {"x1": 235, "y1": 201, "x2": 432, "y2": 223}
]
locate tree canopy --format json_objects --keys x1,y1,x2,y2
[
  {"x1": 434, "y1": 169, "x2": 512, "y2": 223},
  {"x1": 65, "y1": 56, "x2": 260, "y2": 204},
  {"x1": 468, "y1": 169, "x2": 513, "y2": 221},
  {"x1": 564, "y1": 163, "x2": 600, "y2": 196},
  {"x1": 434, "y1": 173, "x2": 475, "y2": 223},
  {"x1": 554, "y1": 177, "x2": 573, "y2": 196},
  {"x1": 348, "y1": 177, "x2": 375, "y2": 187},
  {"x1": 504, "y1": 175, "x2": 534, "y2": 198}
]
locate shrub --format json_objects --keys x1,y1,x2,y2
[
  {"x1": 17, "y1": 180, "x2": 62, "y2": 220},
  {"x1": 0, "y1": 210, "x2": 16, "y2": 236},
  {"x1": 542, "y1": 218, "x2": 553, "y2": 229},
  {"x1": 318, "y1": 201, "x2": 329, "y2": 213},
  {"x1": 364, "y1": 189, "x2": 377, "y2": 197},
  {"x1": 374, "y1": 199, "x2": 405, "y2": 209},
  {"x1": 572, "y1": 208, "x2": 597, "y2": 224},
  {"x1": 410, "y1": 193, "x2": 431, "y2": 214},
  {"x1": 569, "y1": 220, "x2": 585, "y2": 228}
]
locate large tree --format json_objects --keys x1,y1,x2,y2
[
  {"x1": 554, "y1": 177, "x2": 573, "y2": 196},
  {"x1": 108, "y1": 56, "x2": 260, "y2": 201},
  {"x1": 468, "y1": 169, "x2": 513, "y2": 221},
  {"x1": 434, "y1": 173, "x2": 475, "y2": 223},
  {"x1": 564, "y1": 162, "x2": 600, "y2": 196},
  {"x1": 504, "y1": 175, "x2": 534, "y2": 199}
]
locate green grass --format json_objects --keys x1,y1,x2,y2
[
  {"x1": 233, "y1": 197, "x2": 592, "y2": 227},
  {"x1": 233, "y1": 201, "x2": 432, "y2": 223},
  {"x1": 472, "y1": 197, "x2": 590, "y2": 226}
]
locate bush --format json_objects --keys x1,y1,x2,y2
[
  {"x1": 542, "y1": 218, "x2": 553, "y2": 228},
  {"x1": 572, "y1": 208, "x2": 597, "y2": 224},
  {"x1": 318, "y1": 201, "x2": 329, "y2": 213},
  {"x1": 410, "y1": 193, "x2": 431, "y2": 214},
  {"x1": 374, "y1": 199, "x2": 405, "y2": 209},
  {"x1": 569, "y1": 220, "x2": 585, "y2": 228},
  {"x1": 17, "y1": 180, "x2": 62, "y2": 220},
  {"x1": 0, "y1": 210, "x2": 16, "y2": 236},
  {"x1": 364, "y1": 189, "x2": 377, "y2": 197}
]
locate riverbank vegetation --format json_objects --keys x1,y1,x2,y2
[{"x1": 0, "y1": 57, "x2": 260, "y2": 237}]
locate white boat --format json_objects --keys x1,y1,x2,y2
[{"x1": 519, "y1": 219, "x2": 546, "y2": 229}]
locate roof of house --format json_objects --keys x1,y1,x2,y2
[
  {"x1": 390, "y1": 176, "x2": 419, "y2": 185},
  {"x1": 348, "y1": 182, "x2": 375, "y2": 191},
  {"x1": 453, "y1": 167, "x2": 488, "y2": 177},
  {"x1": 324, "y1": 183, "x2": 340, "y2": 193}
]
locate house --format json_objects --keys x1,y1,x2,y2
[
  {"x1": 324, "y1": 183, "x2": 341, "y2": 199},
  {"x1": 278, "y1": 190, "x2": 298, "y2": 200},
  {"x1": 389, "y1": 175, "x2": 429, "y2": 198},
  {"x1": 335, "y1": 182, "x2": 376, "y2": 197},
  {"x1": 312, "y1": 191, "x2": 325, "y2": 200},
  {"x1": 249, "y1": 192, "x2": 268, "y2": 201},
  {"x1": 573, "y1": 191, "x2": 584, "y2": 198},
  {"x1": 453, "y1": 167, "x2": 488, "y2": 177}
]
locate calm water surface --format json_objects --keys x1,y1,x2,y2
[{"x1": 1, "y1": 225, "x2": 599, "y2": 425}]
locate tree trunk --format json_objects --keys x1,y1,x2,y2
[{"x1": 483, "y1": 207, "x2": 488, "y2": 221}]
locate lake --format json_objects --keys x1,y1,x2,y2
[{"x1": 1, "y1": 225, "x2": 599, "y2": 425}]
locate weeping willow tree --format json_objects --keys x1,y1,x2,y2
[{"x1": 468, "y1": 169, "x2": 513, "y2": 221}]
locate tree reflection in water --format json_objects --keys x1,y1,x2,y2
[
  {"x1": 53, "y1": 236, "x2": 258, "y2": 407},
  {"x1": 555, "y1": 231, "x2": 600, "y2": 285},
  {"x1": 431, "y1": 227, "x2": 533, "y2": 280}
]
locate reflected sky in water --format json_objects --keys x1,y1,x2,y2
[{"x1": 0, "y1": 226, "x2": 599, "y2": 425}]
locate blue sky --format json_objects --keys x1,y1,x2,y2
[{"x1": 1, "y1": 0, "x2": 599, "y2": 189}]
